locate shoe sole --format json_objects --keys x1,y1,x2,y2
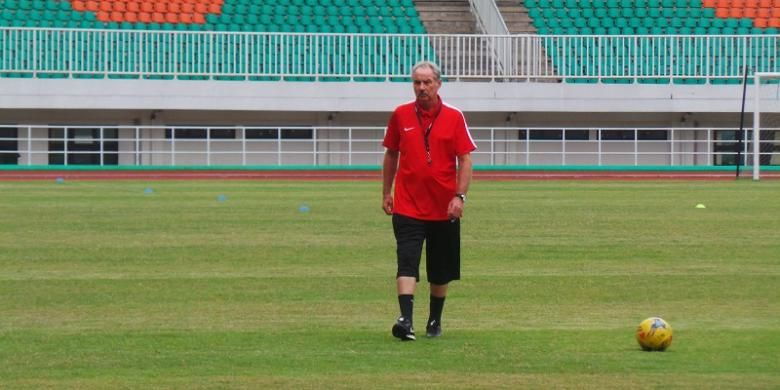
[{"x1": 392, "y1": 323, "x2": 416, "y2": 341}]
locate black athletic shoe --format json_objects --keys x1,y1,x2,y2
[
  {"x1": 426, "y1": 319, "x2": 442, "y2": 338},
  {"x1": 392, "y1": 316, "x2": 416, "y2": 341}
]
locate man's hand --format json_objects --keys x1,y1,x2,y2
[
  {"x1": 382, "y1": 149, "x2": 399, "y2": 216},
  {"x1": 447, "y1": 196, "x2": 464, "y2": 220},
  {"x1": 448, "y1": 153, "x2": 472, "y2": 220},
  {"x1": 382, "y1": 194, "x2": 394, "y2": 215}
]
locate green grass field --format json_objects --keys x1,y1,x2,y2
[{"x1": 1, "y1": 179, "x2": 779, "y2": 389}]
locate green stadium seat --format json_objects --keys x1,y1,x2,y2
[
  {"x1": 0, "y1": 0, "x2": 425, "y2": 80},
  {"x1": 527, "y1": 0, "x2": 780, "y2": 84}
]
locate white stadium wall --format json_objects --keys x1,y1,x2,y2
[{"x1": 1, "y1": 78, "x2": 778, "y2": 167}]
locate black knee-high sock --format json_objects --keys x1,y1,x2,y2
[
  {"x1": 398, "y1": 295, "x2": 414, "y2": 324},
  {"x1": 429, "y1": 295, "x2": 446, "y2": 323}
]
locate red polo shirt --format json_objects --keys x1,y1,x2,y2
[{"x1": 383, "y1": 97, "x2": 476, "y2": 221}]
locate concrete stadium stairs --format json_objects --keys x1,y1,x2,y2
[{"x1": 413, "y1": 0, "x2": 556, "y2": 80}]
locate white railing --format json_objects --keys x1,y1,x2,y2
[
  {"x1": 469, "y1": 0, "x2": 511, "y2": 75},
  {"x1": 470, "y1": 0, "x2": 509, "y2": 36},
  {"x1": 1, "y1": 28, "x2": 779, "y2": 82},
  {"x1": 1, "y1": 125, "x2": 777, "y2": 167}
]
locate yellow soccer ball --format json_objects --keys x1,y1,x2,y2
[{"x1": 636, "y1": 317, "x2": 673, "y2": 351}]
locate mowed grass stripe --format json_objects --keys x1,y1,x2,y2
[
  {"x1": 1, "y1": 275, "x2": 777, "y2": 331},
  {"x1": 2, "y1": 329, "x2": 778, "y2": 376}
]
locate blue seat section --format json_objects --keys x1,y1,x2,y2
[
  {"x1": 0, "y1": 0, "x2": 436, "y2": 81},
  {"x1": 525, "y1": 0, "x2": 779, "y2": 83}
]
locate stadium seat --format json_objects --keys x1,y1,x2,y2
[
  {"x1": 0, "y1": 0, "x2": 433, "y2": 81},
  {"x1": 526, "y1": 0, "x2": 780, "y2": 83}
]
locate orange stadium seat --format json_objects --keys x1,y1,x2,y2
[
  {"x1": 124, "y1": 11, "x2": 138, "y2": 22},
  {"x1": 151, "y1": 12, "x2": 164, "y2": 23},
  {"x1": 715, "y1": 7, "x2": 729, "y2": 17}
]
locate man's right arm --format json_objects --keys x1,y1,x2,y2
[{"x1": 382, "y1": 149, "x2": 399, "y2": 215}]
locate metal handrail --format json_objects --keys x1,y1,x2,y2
[{"x1": 1, "y1": 125, "x2": 776, "y2": 167}]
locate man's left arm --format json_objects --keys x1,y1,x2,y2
[{"x1": 447, "y1": 153, "x2": 473, "y2": 220}]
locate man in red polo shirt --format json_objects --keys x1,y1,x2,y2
[{"x1": 382, "y1": 61, "x2": 476, "y2": 341}]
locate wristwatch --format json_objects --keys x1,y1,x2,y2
[{"x1": 455, "y1": 193, "x2": 466, "y2": 203}]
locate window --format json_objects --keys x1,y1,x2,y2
[
  {"x1": 638, "y1": 130, "x2": 668, "y2": 140},
  {"x1": 713, "y1": 130, "x2": 740, "y2": 166},
  {"x1": 48, "y1": 127, "x2": 118, "y2": 165},
  {"x1": 245, "y1": 128, "x2": 313, "y2": 139},
  {"x1": 600, "y1": 130, "x2": 634, "y2": 140},
  {"x1": 599, "y1": 130, "x2": 669, "y2": 140},
  {"x1": 519, "y1": 129, "x2": 589, "y2": 140},
  {"x1": 0, "y1": 127, "x2": 18, "y2": 165},
  {"x1": 166, "y1": 128, "x2": 236, "y2": 139}
]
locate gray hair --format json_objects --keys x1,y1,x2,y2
[{"x1": 412, "y1": 61, "x2": 441, "y2": 81}]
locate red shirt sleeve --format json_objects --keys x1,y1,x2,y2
[
  {"x1": 382, "y1": 109, "x2": 400, "y2": 151},
  {"x1": 453, "y1": 112, "x2": 477, "y2": 156}
]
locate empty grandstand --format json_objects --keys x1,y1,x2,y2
[{"x1": 0, "y1": 0, "x2": 778, "y2": 169}]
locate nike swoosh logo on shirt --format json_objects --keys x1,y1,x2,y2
[{"x1": 403, "y1": 127, "x2": 414, "y2": 132}]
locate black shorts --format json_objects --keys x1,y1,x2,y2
[{"x1": 392, "y1": 214, "x2": 461, "y2": 285}]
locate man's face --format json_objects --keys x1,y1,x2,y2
[{"x1": 412, "y1": 67, "x2": 441, "y2": 107}]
